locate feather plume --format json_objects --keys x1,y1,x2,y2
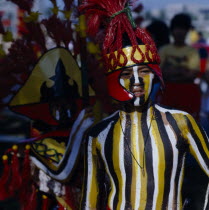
[
  {"x1": 0, "y1": 0, "x2": 79, "y2": 109},
  {"x1": 41, "y1": 16, "x2": 73, "y2": 48},
  {"x1": 0, "y1": 39, "x2": 38, "y2": 107},
  {"x1": 80, "y1": 0, "x2": 140, "y2": 54},
  {"x1": 7, "y1": 39, "x2": 38, "y2": 73},
  {"x1": 80, "y1": 0, "x2": 160, "y2": 70},
  {"x1": 23, "y1": 22, "x2": 47, "y2": 52},
  {"x1": 63, "y1": 0, "x2": 74, "y2": 11}
]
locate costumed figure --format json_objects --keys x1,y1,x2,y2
[
  {"x1": 80, "y1": 0, "x2": 209, "y2": 209},
  {"x1": 0, "y1": 49, "x2": 93, "y2": 209},
  {"x1": 9, "y1": 47, "x2": 94, "y2": 209},
  {"x1": 0, "y1": 0, "x2": 105, "y2": 209}
]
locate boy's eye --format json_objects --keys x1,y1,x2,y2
[
  {"x1": 141, "y1": 70, "x2": 150, "y2": 74},
  {"x1": 121, "y1": 72, "x2": 131, "y2": 76},
  {"x1": 139, "y1": 68, "x2": 151, "y2": 74},
  {"x1": 120, "y1": 71, "x2": 132, "y2": 78}
]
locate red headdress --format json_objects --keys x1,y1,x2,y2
[{"x1": 80, "y1": 0, "x2": 164, "y2": 102}]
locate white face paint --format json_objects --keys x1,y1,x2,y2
[
  {"x1": 134, "y1": 97, "x2": 140, "y2": 106},
  {"x1": 133, "y1": 66, "x2": 141, "y2": 106},
  {"x1": 133, "y1": 66, "x2": 140, "y2": 84}
]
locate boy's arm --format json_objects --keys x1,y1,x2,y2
[
  {"x1": 80, "y1": 136, "x2": 100, "y2": 210},
  {"x1": 184, "y1": 114, "x2": 209, "y2": 176}
]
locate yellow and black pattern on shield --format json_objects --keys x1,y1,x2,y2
[
  {"x1": 32, "y1": 138, "x2": 66, "y2": 164},
  {"x1": 10, "y1": 48, "x2": 83, "y2": 107}
]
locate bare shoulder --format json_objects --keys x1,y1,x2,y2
[
  {"x1": 88, "y1": 111, "x2": 120, "y2": 138},
  {"x1": 154, "y1": 104, "x2": 191, "y2": 116},
  {"x1": 154, "y1": 104, "x2": 194, "y2": 129}
]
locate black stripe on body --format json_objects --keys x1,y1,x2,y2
[
  {"x1": 198, "y1": 124, "x2": 209, "y2": 150},
  {"x1": 96, "y1": 150, "x2": 107, "y2": 210},
  {"x1": 90, "y1": 112, "x2": 119, "y2": 138},
  {"x1": 166, "y1": 112, "x2": 188, "y2": 205},
  {"x1": 184, "y1": 115, "x2": 209, "y2": 169},
  {"x1": 155, "y1": 109, "x2": 174, "y2": 209},
  {"x1": 142, "y1": 111, "x2": 154, "y2": 210},
  {"x1": 104, "y1": 121, "x2": 120, "y2": 209},
  {"x1": 123, "y1": 114, "x2": 133, "y2": 209},
  {"x1": 140, "y1": 95, "x2": 145, "y2": 106}
]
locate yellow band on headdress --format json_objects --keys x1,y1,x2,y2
[{"x1": 104, "y1": 45, "x2": 156, "y2": 73}]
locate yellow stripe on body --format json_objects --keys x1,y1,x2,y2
[
  {"x1": 113, "y1": 116, "x2": 126, "y2": 210},
  {"x1": 172, "y1": 114, "x2": 188, "y2": 138},
  {"x1": 131, "y1": 112, "x2": 148, "y2": 210},
  {"x1": 96, "y1": 138, "x2": 102, "y2": 154},
  {"x1": 149, "y1": 107, "x2": 165, "y2": 209},
  {"x1": 173, "y1": 114, "x2": 200, "y2": 164},
  {"x1": 137, "y1": 113, "x2": 148, "y2": 210},
  {"x1": 96, "y1": 122, "x2": 117, "y2": 209},
  {"x1": 187, "y1": 114, "x2": 209, "y2": 158},
  {"x1": 130, "y1": 112, "x2": 140, "y2": 208},
  {"x1": 87, "y1": 137, "x2": 99, "y2": 208},
  {"x1": 173, "y1": 113, "x2": 209, "y2": 175},
  {"x1": 167, "y1": 113, "x2": 189, "y2": 210},
  {"x1": 178, "y1": 155, "x2": 185, "y2": 210}
]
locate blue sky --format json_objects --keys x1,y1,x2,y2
[
  {"x1": 140, "y1": 0, "x2": 209, "y2": 9},
  {"x1": 55, "y1": 0, "x2": 209, "y2": 10}
]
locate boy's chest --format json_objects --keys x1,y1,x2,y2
[{"x1": 101, "y1": 116, "x2": 187, "y2": 172}]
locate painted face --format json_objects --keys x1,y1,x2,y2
[{"x1": 119, "y1": 65, "x2": 154, "y2": 106}]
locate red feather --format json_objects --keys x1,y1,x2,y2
[
  {"x1": 22, "y1": 185, "x2": 37, "y2": 210},
  {"x1": 41, "y1": 16, "x2": 73, "y2": 48},
  {"x1": 0, "y1": 157, "x2": 10, "y2": 200},
  {"x1": 8, "y1": 147, "x2": 22, "y2": 197},
  {"x1": 80, "y1": 0, "x2": 139, "y2": 54},
  {"x1": 22, "y1": 22, "x2": 47, "y2": 52},
  {"x1": 19, "y1": 146, "x2": 35, "y2": 209},
  {"x1": 80, "y1": 0, "x2": 160, "y2": 73},
  {"x1": 0, "y1": 39, "x2": 37, "y2": 108}
]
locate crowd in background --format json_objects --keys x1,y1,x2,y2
[
  {"x1": 146, "y1": 13, "x2": 209, "y2": 209},
  {"x1": 146, "y1": 13, "x2": 209, "y2": 135}
]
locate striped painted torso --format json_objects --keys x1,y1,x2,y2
[{"x1": 82, "y1": 104, "x2": 209, "y2": 210}]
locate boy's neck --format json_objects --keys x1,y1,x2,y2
[{"x1": 120, "y1": 101, "x2": 154, "y2": 113}]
